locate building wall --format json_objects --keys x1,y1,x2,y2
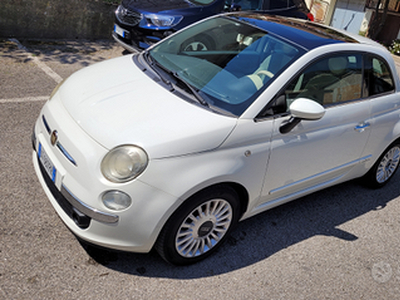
[
  {"x1": 308, "y1": 0, "x2": 336, "y2": 24},
  {"x1": 1, "y1": 0, "x2": 399, "y2": 44},
  {"x1": 0, "y1": 0, "x2": 118, "y2": 40},
  {"x1": 330, "y1": 0, "x2": 366, "y2": 34},
  {"x1": 375, "y1": 13, "x2": 400, "y2": 44}
]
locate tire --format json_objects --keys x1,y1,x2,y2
[
  {"x1": 364, "y1": 142, "x2": 400, "y2": 188},
  {"x1": 155, "y1": 186, "x2": 241, "y2": 265},
  {"x1": 181, "y1": 34, "x2": 215, "y2": 52}
]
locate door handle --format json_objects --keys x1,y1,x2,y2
[{"x1": 354, "y1": 122, "x2": 370, "y2": 132}]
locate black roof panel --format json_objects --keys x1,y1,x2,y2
[{"x1": 228, "y1": 13, "x2": 359, "y2": 50}]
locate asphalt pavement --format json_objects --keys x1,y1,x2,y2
[{"x1": 2, "y1": 38, "x2": 400, "y2": 299}]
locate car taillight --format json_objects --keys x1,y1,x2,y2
[{"x1": 307, "y1": 12, "x2": 314, "y2": 21}]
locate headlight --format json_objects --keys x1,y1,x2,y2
[
  {"x1": 101, "y1": 145, "x2": 148, "y2": 183},
  {"x1": 144, "y1": 14, "x2": 183, "y2": 27},
  {"x1": 102, "y1": 190, "x2": 132, "y2": 211}
]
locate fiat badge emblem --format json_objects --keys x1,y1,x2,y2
[{"x1": 50, "y1": 130, "x2": 58, "y2": 146}]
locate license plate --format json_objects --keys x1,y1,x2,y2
[
  {"x1": 114, "y1": 24, "x2": 127, "y2": 38},
  {"x1": 38, "y1": 143, "x2": 57, "y2": 182}
]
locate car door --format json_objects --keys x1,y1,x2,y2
[
  {"x1": 359, "y1": 54, "x2": 398, "y2": 161},
  {"x1": 254, "y1": 52, "x2": 372, "y2": 211}
]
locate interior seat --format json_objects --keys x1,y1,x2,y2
[
  {"x1": 299, "y1": 56, "x2": 350, "y2": 104},
  {"x1": 247, "y1": 42, "x2": 297, "y2": 89}
]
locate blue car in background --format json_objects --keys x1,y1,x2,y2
[{"x1": 112, "y1": 0, "x2": 313, "y2": 52}]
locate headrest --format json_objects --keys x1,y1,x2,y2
[{"x1": 328, "y1": 57, "x2": 348, "y2": 75}]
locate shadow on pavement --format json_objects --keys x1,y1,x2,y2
[
  {"x1": 0, "y1": 38, "x2": 125, "y2": 67},
  {"x1": 81, "y1": 172, "x2": 400, "y2": 279}
]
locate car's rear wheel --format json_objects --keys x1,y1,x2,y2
[
  {"x1": 155, "y1": 186, "x2": 240, "y2": 265},
  {"x1": 364, "y1": 142, "x2": 400, "y2": 188}
]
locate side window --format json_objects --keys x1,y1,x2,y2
[
  {"x1": 284, "y1": 54, "x2": 363, "y2": 107},
  {"x1": 270, "y1": 0, "x2": 295, "y2": 9},
  {"x1": 232, "y1": 0, "x2": 262, "y2": 10},
  {"x1": 364, "y1": 55, "x2": 394, "y2": 97}
]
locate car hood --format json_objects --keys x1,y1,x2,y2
[
  {"x1": 122, "y1": 0, "x2": 194, "y2": 12},
  {"x1": 58, "y1": 54, "x2": 237, "y2": 159}
]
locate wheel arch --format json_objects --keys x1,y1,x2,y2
[
  {"x1": 362, "y1": 116, "x2": 400, "y2": 174},
  {"x1": 154, "y1": 181, "x2": 249, "y2": 264},
  {"x1": 363, "y1": 137, "x2": 400, "y2": 188},
  {"x1": 180, "y1": 181, "x2": 250, "y2": 219},
  {"x1": 370, "y1": 136, "x2": 400, "y2": 168},
  {"x1": 213, "y1": 182, "x2": 249, "y2": 217},
  {"x1": 151, "y1": 180, "x2": 250, "y2": 253}
]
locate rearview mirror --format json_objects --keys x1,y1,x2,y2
[{"x1": 280, "y1": 98, "x2": 325, "y2": 134}]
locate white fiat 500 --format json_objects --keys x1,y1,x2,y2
[{"x1": 32, "y1": 12, "x2": 400, "y2": 265}]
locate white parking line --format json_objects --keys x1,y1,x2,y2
[
  {"x1": 0, "y1": 96, "x2": 48, "y2": 104},
  {"x1": 9, "y1": 38, "x2": 63, "y2": 84}
]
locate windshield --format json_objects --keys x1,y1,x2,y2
[
  {"x1": 225, "y1": 0, "x2": 262, "y2": 10},
  {"x1": 147, "y1": 16, "x2": 302, "y2": 116}
]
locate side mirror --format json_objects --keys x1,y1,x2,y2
[{"x1": 280, "y1": 98, "x2": 325, "y2": 134}]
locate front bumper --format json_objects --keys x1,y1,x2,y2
[
  {"x1": 112, "y1": 31, "x2": 142, "y2": 53},
  {"x1": 32, "y1": 96, "x2": 181, "y2": 253},
  {"x1": 33, "y1": 148, "x2": 118, "y2": 228},
  {"x1": 112, "y1": 22, "x2": 169, "y2": 52}
]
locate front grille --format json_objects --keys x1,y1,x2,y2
[
  {"x1": 38, "y1": 155, "x2": 91, "y2": 229},
  {"x1": 42, "y1": 115, "x2": 77, "y2": 166},
  {"x1": 116, "y1": 5, "x2": 142, "y2": 26}
]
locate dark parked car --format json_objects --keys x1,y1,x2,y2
[{"x1": 112, "y1": 0, "x2": 313, "y2": 52}]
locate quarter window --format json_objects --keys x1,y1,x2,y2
[{"x1": 364, "y1": 55, "x2": 394, "y2": 97}]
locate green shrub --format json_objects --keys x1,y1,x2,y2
[{"x1": 389, "y1": 39, "x2": 400, "y2": 56}]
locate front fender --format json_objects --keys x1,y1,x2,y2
[{"x1": 138, "y1": 140, "x2": 270, "y2": 217}]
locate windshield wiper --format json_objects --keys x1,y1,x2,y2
[
  {"x1": 144, "y1": 52, "x2": 209, "y2": 107},
  {"x1": 143, "y1": 51, "x2": 173, "y2": 91},
  {"x1": 172, "y1": 71, "x2": 209, "y2": 107}
]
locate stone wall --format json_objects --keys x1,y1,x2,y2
[{"x1": 0, "y1": 0, "x2": 118, "y2": 40}]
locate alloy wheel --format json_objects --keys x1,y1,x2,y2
[{"x1": 175, "y1": 199, "x2": 233, "y2": 258}]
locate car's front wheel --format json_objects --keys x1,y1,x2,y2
[
  {"x1": 155, "y1": 186, "x2": 241, "y2": 265},
  {"x1": 364, "y1": 142, "x2": 400, "y2": 188}
]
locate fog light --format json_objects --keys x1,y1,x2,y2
[{"x1": 102, "y1": 191, "x2": 132, "y2": 211}]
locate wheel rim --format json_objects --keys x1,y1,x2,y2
[
  {"x1": 184, "y1": 41, "x2": 208, "y2": 51},
  {"x1": 175, "y1": 199, "x2": 233, "y2": 258},
  {"x1": 376, "y1": 146, "x2": 400, "y2": 183}
]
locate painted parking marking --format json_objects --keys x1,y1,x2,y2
[
  {"x1": 0, "y1": 96, "x2": 48, "y2": 104},
  {"x1": 9, "y1": 38, "x2": 63, "y2": 84}
]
